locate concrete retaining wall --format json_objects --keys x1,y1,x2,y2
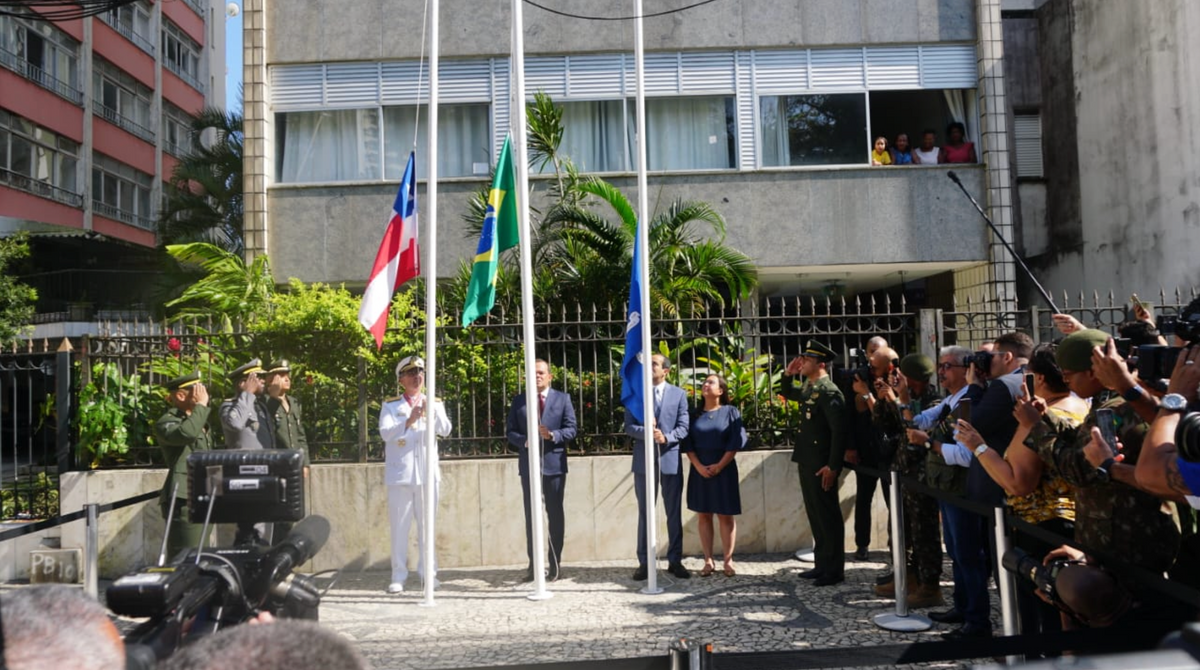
[{"x1": 50, "y1": 450, "x2": 888, "y2": 579}]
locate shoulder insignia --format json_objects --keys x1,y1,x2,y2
[{"x1": 384, "y1": 396, "x2": 402, "y2": 403}]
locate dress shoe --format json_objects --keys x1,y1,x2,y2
[
  {"x1": 520, "y1": 567, "x2": 536, "y2": 583},
  {"x1": 797, "y1": 568, "x2": 824, "y2": 580},
  {"x1": 667, "y1": 562, "x2": 691, "y2": 579},
  {"x1": 852, "y1": 547, "x2": 869, "y2": 561},
  {"x1": 928, "y1": 608, "x2": 966, "y2": 624},
  {"x1": 874, "y1": 571, "x2": 894, "y2": 586},
  {"x1": 942, "y1": 623, "x2": 992, "y2": 640},
  {"x1": 632, "y1": 565, "x2": 648, "y2": 581},
  {"x1": 386, "y1": 582, "x2": 404, "y2": 594},
  {"x1": 906, "y1": 583, "x2": 945, "y2": 609},
  {"x1": 813, "y1": 574, "x2": 844, "y2": 587}
]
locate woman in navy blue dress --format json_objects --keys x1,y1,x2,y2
[{"x1": 684, "y1": 374, "x2": 745, "y2": 577}]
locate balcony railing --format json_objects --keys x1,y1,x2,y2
[
  {"x1": 163, "y1": 139, "x2": 186, "y2": 157},
  {"x1": 92, "y1": 102, "x2": 156, "y2": 143},
  {"x1": 98, "y1": 15, "x2": 156, "y2": 56},
  {"x1": 92, "y1": 200, "x2": 155, "y2": 230},
  {"x1": 0, "y1": 167, "x2": 84, "y2": 207},
  {"x1": 0, "y1": 47, "x2": 84, "y2": 105},
  {"x1": 163, "y1": 59, "x2": 202, "y2": 91}
]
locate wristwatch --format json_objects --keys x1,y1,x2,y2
[
  {"x1": 974, "y1": 444, "x2": 990, "y2": 457},
  {"x1": 1096, "y1": 457, "x2": 1116, "y2": 482},
  {"x1": 1162, "y1": 393, "x2": 1189, "y2": 413},
  {"x1": 1121, "y1": 384, "x2": 1146, "y2": 403}
]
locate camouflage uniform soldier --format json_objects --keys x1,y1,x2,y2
[
  {"x1": 153, "y1": 372, "x2": 214, "y2": 558},
  {"x1": 1044, "y1": 330, "x2": 1180, "y2": 576},
  {"x1": 872, "y1": 354, "x2": 945, "y2": 608}
]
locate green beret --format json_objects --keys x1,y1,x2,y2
[
  {"x1": 164, "y1": 372, "x2": 201, "y2": 391},
  {"x1": 899, "y1": 354, "x2": 935, "y2": 382},
  {"x1": 1056, "y1": 329, "x2": 1110, "y2": 372}
]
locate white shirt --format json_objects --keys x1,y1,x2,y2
[
  {"x1": 379, "y1": 393, "x2": 452, "y2": 486},
  {"x1": 913, "y1": 386, "x2": 974, "y2": 467},
  {"x1": 914, "y1": 146, "x2": 940, "y2": 164}
]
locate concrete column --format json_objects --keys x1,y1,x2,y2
[
  {"x1": 242, "y1": 0, "x2": 268, "y2": 262},
  {"x1": 976, "y1": 0, "x2": 1018, "y2": 315}
]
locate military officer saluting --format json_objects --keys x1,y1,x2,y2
[
  {"x1": 784, "y1": 341, "x2": 849, "y2": 586},
  {"x1": 153, "y1": 372, "x2": 214, "y2": 558},
  {"x1": 264, "y1": 359, "x2": 308, "y2": 461},
  {"x1": 219, "y1": 358, "x2": 275, "y2": 451}
]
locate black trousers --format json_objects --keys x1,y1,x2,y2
[
  {"x1": 634, "y1": 470, "x2": 684, "y2": 565},
  {"x1": 854, "y1": 469, "x2": 890, "y2": 549},
  {"x1": 798, "y1": 464, "x2": 844, "y2": 578},
  {"x1": 521, "y1": 473, "x2": 566, "y2": 570}
]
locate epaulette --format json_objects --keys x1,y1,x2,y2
[{"x1": 384, "y1": 395, "x2": 402, "y2": 403}]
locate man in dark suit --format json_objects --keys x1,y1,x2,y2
[
  {"x1": 625, "y1": 353, "x2": 691, "y2": 581},
  {"x1": 507, "y1": 359, "x2": 577, "y2": 582}
]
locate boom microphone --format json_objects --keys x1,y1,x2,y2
[{"x1": 945, "y1": 171, "x2": 1060, "y2": 313}]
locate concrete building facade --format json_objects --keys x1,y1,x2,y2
[
  {"x1": 0, "y1": 0, "x2": 226, "y2": 324},
  {"x1": 1004, "y1": 0, "x2": 1200, "y2": 301},
  {"x1": 246, "y1": 0, "x2": 1019, "y2": 308}
]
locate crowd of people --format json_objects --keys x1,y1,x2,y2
[{"x1": 871, "y1": 122, "x2": 978, "y2": 166}]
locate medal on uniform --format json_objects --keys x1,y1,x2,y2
[{"x1": 806, "y1": 411, "x2": 812, "y2": 420}]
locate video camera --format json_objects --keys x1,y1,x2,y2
[
  {"x1": 963, "y1": 350, "x2": 993, "y2": 378},
  {"x1": 833, "y1": 347, "x2": 872, "y2": 387},
  {"x1": 107, "y1": 450, "x2": 330, "y2": 667},
  {"x1": 1137, "y1": 301, "x2": 1200, "y2": 381}
]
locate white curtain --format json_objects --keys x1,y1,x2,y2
[
  {"x1": 280, "y1": 108, "x2": 381, "y2": 183},
  {"x1": 639, "y1": 96, "x2": 734, "y2": 171},
  {"x1": 558, "y1": 100, "x2": 628, "y2": 173},
  {"x1": 943, "y1": 88, "x2": 980, "y2": 149},
  {"x1": 759, "y1": 96, "x2": 790, "y2": 167},
  {"x1": 383, "y1": 104, "x2": 490, "y2": 179}
]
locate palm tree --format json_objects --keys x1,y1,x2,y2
[
  {"x1": 157, "y1": 107, "x2": 244, "y2": 254},
  {"x1": 163, "y1": 242, "x2": 273, "y2": 321}
]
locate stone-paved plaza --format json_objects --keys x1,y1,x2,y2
[{"x1": 313, "y1": 552, "x2": 995, "y2": 670}]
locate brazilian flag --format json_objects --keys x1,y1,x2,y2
[{"x1": 462, "y1": 136, "x2": 519, "y2": 327}]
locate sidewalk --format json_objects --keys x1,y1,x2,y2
[{"x1": 317, "y1": 552, "x2": 989, "y2": 670}]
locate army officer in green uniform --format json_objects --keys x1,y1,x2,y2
[
  {"x1": 784, "y1": 341, "x2": 850, "y2": 586},
  {"x1": 153, "y1": 372, "x2": 213, "y2": 558},
  {"x1": 264, "y1": 359, "x2": 308, "y2": 461}
]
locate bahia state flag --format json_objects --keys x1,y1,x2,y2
[
  {"x1": 357, "y1": 152, "x2": 419, "y2": 349},
  {"x1": 461, "y1": 135, "x2": 518, "y2": 327},
  {"x1": 620, "y1": 219, "x2": 646, "y2": 423}
]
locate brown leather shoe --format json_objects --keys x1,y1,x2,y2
[
  {"x1": 873, "y1": 579, "x2": 896, "y2": 598},
  {"x1": 906, "y1": 582, "x2": 946, "y2": 609}
]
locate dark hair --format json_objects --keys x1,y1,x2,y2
[
  {"x1": 874, "y1": 135, "x2": 887, "y2": 143},
  {"x1": 1027, "y1": 343, "x2": 1069, "y2": 394},
  {"x1": 922, "y1": 128, "x2": 937, "y2": 137},
  {"x1": 995, "y1": 331, "x2": 1034, "y2": 360},
  {"x1": 947, "y1": 121, "x2": 967, "y2": 137},
  {"x1": 652, "y1": 353, "x2": 671, "y2": 370},
  {"x1": 1116, "y1": 321, "x2": 1160, "y2": 346},
  {"x1": 159, "y1": 620, "x2": 368, "y2": 670},
  {"x1": 705, "y1": 374, "x2": 732, "y2": 406}
]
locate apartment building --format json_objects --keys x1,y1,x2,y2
[
  {"x1": 0, "y1": 0, "x2": 226, "y2": 328},
  {"x1": 244, "y1": 0, "x2": 1017, "y2": 310}
]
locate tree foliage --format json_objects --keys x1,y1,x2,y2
[
  {"x1": 0, "y1": 233, "x2": 36, "y2": 346},
  {"x1": 164, "y1": 242, "x2": 273, "y2": 321},
  {"x1": 157, "y1": 107, "x2": 245, "y2": 253}
]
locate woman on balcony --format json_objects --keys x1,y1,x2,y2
[
  {"x1": 913, "y1": 129, "x2": 941, "y2": 164},
  {"x1": 940, "y1": 122, "x2": 978, "y2": 164},
  {"x1": 683, "y1": 374, "x2": 745, "y2": 577},
  {"x1": 890, "y1": 133, "x2": 915, "y2": 165}
]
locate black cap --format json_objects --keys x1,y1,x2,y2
[
  {"x1": 227, "y1": 358, "x2": 264, "y2": 382},
  {"x1": 164, "y1": 372, "x2": 201, "y2": 392},
  {"x1": 265, "y1": 359, "x2": 291, "y2": 375},
  {"x1": 800, "y1": 340, "x2": 837, "y2": 363}
]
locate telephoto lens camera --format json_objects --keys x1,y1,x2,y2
[
  {"x1": 1002, "y1": 547, "x2": 1133, "y2": 627},
  {"x1": 964, "y1": 351, "x2": 994, "y2": 378},
  {"x1": 1138, "y1": 300, "x2": 1200, "y2": 381},
  {"x1": 1002, "y1": 547, "x2": 1070, "y2": 605},
  {"x1": 107, "y1": 450, "x2": 332, "y2": 668},
  {"x1": 1177, "y1": 408, "x2": 1200, "y2": 463}
]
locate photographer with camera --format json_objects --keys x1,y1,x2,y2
[
  {"x1": 154, "y1": 373, "x2": 214, "y2": 559},
  {"x1": 869, "y1": 354, "x2": 945, "y2": 609},
  {"x1": 848, "y1": 346, "x2": 898, "y2": 571},
  {"x1": 1134, "y1": 343, "x2": 1200, "y2": 509}
]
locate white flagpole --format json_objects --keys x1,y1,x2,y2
[
  {"x1": 512, "y1": 0, "x2": 550, "y2": 602},
  {"x1": 633, "y1": 0, "x2": 660, "y2": 596},
  {"x1": 421, "y1": 0, "x2": 440, "y2": 608}
]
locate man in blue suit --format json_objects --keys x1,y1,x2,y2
[
  {"x1": 507, "y1": 359, "x2": 578, "y2": 582},
  {"x1": 625, "y1": 353, "x2": 691, "y2": 581}
]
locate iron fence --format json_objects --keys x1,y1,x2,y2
[
  {"x1": 0, "y1": 340, "x2": 71, "y2": 520},
  {"x1": 2, "y1": 286, "x2": 1194, "y2": 520}
]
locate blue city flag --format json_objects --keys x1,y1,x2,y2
[{"x1": 620, "y1": 220, "x2": 645, "y2": 423}]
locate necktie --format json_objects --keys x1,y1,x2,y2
[
  {"x1": 538, "y1": 393, "x2": 546, "y2": 418},
  {"x1": 654, "y1": 386, "x2": 662, "y2": 414}
]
